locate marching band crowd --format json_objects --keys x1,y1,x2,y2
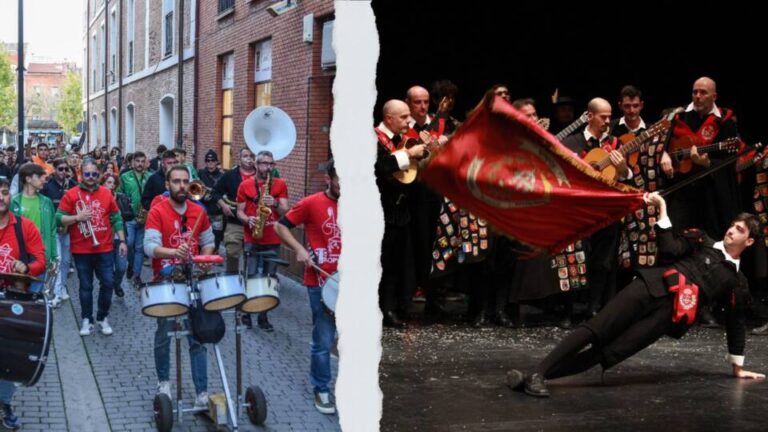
[{"x1": 0, "y1": 140, "x2": 340, "y2": 429}]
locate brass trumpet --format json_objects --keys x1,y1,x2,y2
[
  {"x1": 76, "y1": 191, "x2": 100, "y2": 247},
  {"x1": 187, "y1": 180, "x2": 213, "y2": 201}
]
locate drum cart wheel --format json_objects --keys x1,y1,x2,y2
[
  {"x1": 153, "y1": 393, "x2": 174, "y2": 432},
  {"x1": 245, "y1": 385, "x2": 268, "y2": 425}
]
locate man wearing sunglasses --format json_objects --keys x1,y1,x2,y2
[
  {"x1": 41, "y1": 158, "x2": 78, "y2": 307},
  {"x1": 236, "y1": 150, "x2": 289, "y2": 331},
  {"x1": 57, "y1": 159, "x2": 127, "y2": 337}
]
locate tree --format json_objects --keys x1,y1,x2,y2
[
  {"x1": 57, "y1": 71, "x2": 82, "y2": 135},
  {"x1": 0, "y1": 46, "x2": 16, "y2": 130}
]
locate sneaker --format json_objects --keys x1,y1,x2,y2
[
  {"x1": 126, "y1": 268, "x2": 134, "y2": 280},
  {"x1": 194, "y1": 392, "x2": 209, "y2": 410},
  {"x1": 50, "y1": 296, "x2": 62, "y2": 308},
  {"x1": 1, "y1": 403, "x2": 20, "y2": 430},
  {"x1": 257, "y1": 314, "x2": 274, "y2": 332},
  {"x1": 97, "y1": 318, "x2": 113, "y2": 336},
  {"x1": 115, "y1": 284, "x2": 125, "y2": 298},
  {"x1": 132, "y1": 276, "x2": 143, "y2": 287},
  {"x1": 79, "y1": 319, "x2": 94, "y2": 336},
  {"x1": 157, "y1": 381, "x2": 172, "y2": 399},
  {"x1": 241, "y1": 314, "x2": 253, "y2": 329},
  {"x1": 60, "y1": 291, "x2": 70, "y2": 301},
  {"x1": 68, "y1": 267, "x2": 75, "y2": 274},
  {"x1": 314, "y1": 392, "x2": 336, "y2": 415}
]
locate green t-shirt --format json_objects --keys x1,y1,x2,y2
[{"x1": 20, "y1": 195, "x2": 42, "y2": 230}]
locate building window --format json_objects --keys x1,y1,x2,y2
[
  {"x1": 221, "y1": 53, "x2": 234, "y2": 169},
  {"x1": 51, "y1": 87, "x2": 59, "y2": 98},
  {"x1": 100, "y1": 23, "x2": 106, "y2": 89},
  {"x1": 218, "y1": 0, "x2": 234, "y2": 14},
  {"x1": 100, "y1": 111, "x2": 106, "y2": 147},
  {"x1": 253, "y1": 39, "x2": 272, "y2": 107},
  {"x1": 126, "y1": 104, "x2": 136, "y2": 152},
  {"x1": 110, "y1": 9, "x2": 117, "y2": 83},
  {"x1": 159, "y1": 96, "x2": 175, "y2": 148},
  {"x1": 110, "y1": 108, "x2": 117, "y2": 148},
  {"x1": 162, "y1": 0, "x2": 174, "y2": 58},
  {"x1": 92, "y1": 34, "x2": 98, "y2": 91},
  {"x1": 127, "y1": 0, "x2": 135, "y2": 74}
]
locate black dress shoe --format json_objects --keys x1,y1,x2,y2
[
  {"x1": 506, "y1": 369, "x2": 525, "y2": 391},
  {"x1": 383, "y1": 311, "x2": 405, "y2": 328},
  {"x1": 471, "y1": 313, "x2": 488, "y2": 328},
  {"x1": 114, "y1": 285, "x2": 125, "y2": 298},
  {"x1": 496, "y1": 311, "x2": 514, "y2": 328},
  {"x1": 524, "y1": 373, "x2": 550, "y2": 397}
]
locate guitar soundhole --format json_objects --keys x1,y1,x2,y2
[{"x1": 590, "y1": 163, "x2": 600, "y2": 171}]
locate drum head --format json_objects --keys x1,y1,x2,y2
[
  {"x1": 321, "y1": 273, "x2": 339, "y2": 315},
  {"x1": 240, "y1": 296, "x2": 279, "y2": 313},
  {"x1": 203, "y1": 294, "x2": 246, "y2": 312},
  {"x1": 142, "y1": 303, "x2": 189, "y2": 318}
]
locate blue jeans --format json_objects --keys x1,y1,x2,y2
[
  {"x1": 73, "y1": 252, "x2": 115, "y2": 322},
  {"x1": 55, "y1": 232, "x2": 71, "y2": 298},
  {"x1": 307, "y1": 286, "x2": 336, "y2": 393},
  {"x1": 125, "y1": 221, "x2": 145, "y2": 277},
  {"x1": 113, "y1": 239, "x2": 128, "y2": 288},
  {"x1": 0, "y1": 380, "x2": 15, "y2": 404},
  {"x1": 154, "y1": 318, "x2": 208, "y2": 394},
  {"x1": 28, "y1": 271, "x2": 46, "y2": 295},
  {"x1": 246, "y1": 244, "x2": 281, "y2": 277}
]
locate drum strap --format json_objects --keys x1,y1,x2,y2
[{"x1": 14, "y1": 217, "x2": 28, "y2": 266}]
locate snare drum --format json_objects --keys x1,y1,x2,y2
[
  {"x1": 241, "y1": 276, "x2": 280, "y2": 313},
  {"x1": 321, "y1": 272, "x2": 339, "y2": 318},
  {"x1": 0, "y1": 294, "x2": 52, "y2": 386},
  {"x1": 197, "y1": 272, "x2": 246, "y2": 311},
  {"x1": 140, "y1": 281, "x2": 191, "y2": 318}
]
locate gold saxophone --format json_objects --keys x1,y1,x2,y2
[{"x1": 252, "y1": 173, "x2": 273, "y2": 240}]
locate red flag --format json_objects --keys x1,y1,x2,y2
[{"x1": 420, "y1": 95, "x2": 645, "y2": 255}]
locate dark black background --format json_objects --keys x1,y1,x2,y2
[{"x1": 372, "y1": 0, "x2": 763, "y2": 142}]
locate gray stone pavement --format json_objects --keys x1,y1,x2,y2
[{"x1": 12, "y1": 263, "x2": 340, "y2": 431}]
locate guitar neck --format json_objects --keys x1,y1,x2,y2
[
  {"x1": 555, "y1": 113, "x2": 588, "y2": 141},
  {"x1": 618, "y1": 129, "x2": 653, "y2": 157},
  {"x1": 674, "y1": 142, "x2": 723, "y2": 158},
  {"x1": 736, "y1": 143, "x2": 765, "y2": 172}
]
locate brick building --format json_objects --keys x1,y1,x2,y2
[
  {"x1": 84, "y1": 0, "x2": 336, "y2": 198},
  {"x1": 26, "y1": 62, "x2": 77, "y2": 122},
  {"x1": 83, "y1": 0, "x2": 196, "y2": 155},
  {"x1": 196, "y1": 0, "x2": 335, "y2": 198}
]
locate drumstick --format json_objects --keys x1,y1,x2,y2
[
  {"x1": 182, "y1": 212, "x2": 205, "y2": 261},
  {"x1": 308, "y1": 261, "x2": 339, "y2": 283}
]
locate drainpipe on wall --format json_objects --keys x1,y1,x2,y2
[
  {"x1": 192, "y1": 0, "x2": 200, "y2": 165},
  {"x1": 118, "y1": 0, "x2": 123, "y2": 152},
  {"x1": 104, "y1": 2, "x2": 109, "y2": 152},
  {"x1": 175, "y1": 0, "x2": 184, "y2": 150}
]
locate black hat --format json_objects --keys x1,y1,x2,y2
[{"x1": 205, "y1": 149, "x2": 218, "y2": 162}]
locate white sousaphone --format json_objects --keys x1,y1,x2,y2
[{"x1": 241, "y1": 106, "x2": 296, "y2": 313}]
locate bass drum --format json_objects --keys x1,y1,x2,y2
[
  {"x1": 320, "y1": 273, "x2": 339, "y2": 318},
  {"x1": 0, "y1": 295, "x2": 53, "y2": 386}
]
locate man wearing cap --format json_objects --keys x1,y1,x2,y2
[{"x1": 199, "y1": 149, "x2": 224, "y2": 251}]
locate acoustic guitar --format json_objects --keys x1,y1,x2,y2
[
  {"x1": 555, "y1": 112, "x2": 589, "y2": 142},
  {"x1": 582, "y1": 108, "x2": 682, "y2": 181},
  {"x1": 668, "y1": 137, "x2": 740, "y2": 174}
]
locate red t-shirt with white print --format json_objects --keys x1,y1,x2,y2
[
  {"x1": 283, "y1": 191, "x2": 340, "y2": 287},
  {"x1": 145, "y1": 199, "x2": 211, "y2": 276},
  {"x1": 0, "y1": 214, "x2": 46, "y2": 290},
  {"x1": 237, "y1": 177, "x2": 288, "y2": 246},
  {"x1": 59, "y1": 185, "x2": 119, "y2": 254}
]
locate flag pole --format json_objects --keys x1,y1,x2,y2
[{"x1": 659, "y1": 148, "x2": 754, "y2": 198}]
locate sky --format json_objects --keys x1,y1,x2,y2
[{"x1": 0, "y1": 0, "x2": 85, "y2": 65}]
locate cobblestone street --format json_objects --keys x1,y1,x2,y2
[{"x1": 12, "y1": 265, "x2": 340, "y2": 432}]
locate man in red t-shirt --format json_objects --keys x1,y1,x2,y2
[
  {"x1": 236, "y1": 150, "x2": 289, "y2": 330},
  {"x1": 275, "y1": 160, "x2": 340, "y2": 415},
  {"x1": 0, "y1": 177, "x2": 46, "y2": 431},
  {"x1": 143, "y1": 165, "x2": 215, "y2": 408},
  {"x1": 57, "y1": 160, "x2": 126, "y2": 337}
]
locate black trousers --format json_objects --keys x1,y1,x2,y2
[
  {"x1": 379, "y1": 223, "x2": 416, "y2": 314},
  {"x1": 539, "y1": 278, "x2": 677, "y2": 379}
]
